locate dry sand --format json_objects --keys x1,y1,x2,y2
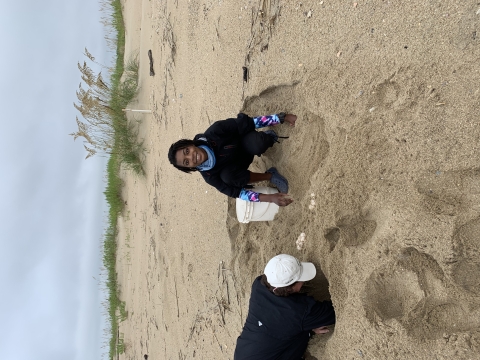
[{"x1": 116, "y1": 0, "x2": 480, "y2": 359}]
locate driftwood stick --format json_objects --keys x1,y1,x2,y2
[{"x1": 148, "y1": 49, "x2": 155, "y2": 76}]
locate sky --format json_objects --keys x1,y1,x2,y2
[{"x1": 0, "y1": 1, "x2": 112, "y2": 359}]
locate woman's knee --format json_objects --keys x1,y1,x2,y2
[
  {"x1": 242, "y1": 132, "x2": 273, "y2": 156},
  {"x1": 220, "y1": 169, "x2": 249, "y2": 187}
]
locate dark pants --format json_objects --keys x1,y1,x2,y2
[{"x1": 219, "y1": 131, "x2": 274, "y2": 188}]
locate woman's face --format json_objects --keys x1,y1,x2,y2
[{"x1": 175, "y1": 145, "x2": 208, "y2": 168}]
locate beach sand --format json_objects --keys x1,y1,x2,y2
[{"x1": 116, "y1": 0, "x2": 480, "y2": 358}]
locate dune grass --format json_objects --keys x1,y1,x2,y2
[
  {"x1": 103, "y1": 156, "x2": 124, "y2": 358},
  {"x1": 100, "y1": 0, "x2": 138, "y2": 358},
  {"x1": 110, "y1": 50, "x2": 144, "y2": 175}
]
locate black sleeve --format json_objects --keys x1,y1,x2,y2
[
  {"x1": 235, "y1": 113, "x2": 256, "y2": 135},
  {"x1": 201, "y1": 172, "x2": 242, "y2": 198},
  {"x1": 302, "y1": 299, "x2": 336, "y2": 331},
  {"x1": 207, "y1": 114, "x2": 255, "y2": 138}
]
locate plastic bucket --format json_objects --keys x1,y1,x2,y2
[{"x1": 236, "y1": 186, "x2": 280, "y2": 223}]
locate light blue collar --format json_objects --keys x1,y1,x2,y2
[{"x1": 196, "y1": 145, "x2": 216, "y2": 171}]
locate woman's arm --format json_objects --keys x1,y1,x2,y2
[
  {"x1": 258, "y1": 193, "x2": 293, "y2": 207},
  {"x1": 239, "y1": 190, "x2": 293, "y2": 207},
  {"x1": 252, "y1": 113, "x2": 297, "y2": 128}
]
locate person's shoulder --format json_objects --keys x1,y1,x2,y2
[
  {"x1": 204, "y1": 120, "x2": 227, "y2": 136},
  {"x1": 252, "y1": 275, "x2": 263, "y2": 286},
  {"x1": 289, "y1": 292, "x2": 317, "y2": 307},
  {"x1": 250, "y1": 276, "x2": 266, "y2": 296},
  {"x1": 193, "y1": 133, "x2": 206, "y2": 141}
]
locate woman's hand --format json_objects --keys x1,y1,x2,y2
[
  {"x1": 260, "y1": 193, "x2": 293, "y2": 207},
  {"x1": 312, "y1": 326, "x2": 330, "y2": 334},
  {"x1": 284, "y1": 114, "x2": 297, "y2": 127}
]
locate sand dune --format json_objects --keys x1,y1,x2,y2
[{"x1": 116, "y1": 0, "x2": 480, "y2": 358}]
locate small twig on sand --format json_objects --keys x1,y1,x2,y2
[
  {"x1": 148, "y1": 50, "x2": 155, "y2": 76},
  {"x1": 217, "y1": 297, "x2": 226, "y2": 325},
  {"x1": 174, "y1": 279, "x2": 180, "y2": 318},
  {"x1": 221, "y1": 266, "x2": 231, "y2": 305},
  {"x1": 188, "y1": 312, "x2": 201, "y2": 343},
  {"x1": 212, "y1": 331, "x2": 223, "y2": 353}
]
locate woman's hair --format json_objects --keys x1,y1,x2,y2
[
  {"x1": 167, "y1": 139, "x2": 203, "y2": 173},
  {"x1": 260, "y1": 274, "x2": 297, "y2": 297}
]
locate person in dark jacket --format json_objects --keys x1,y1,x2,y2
[
  {"x1": 167, "y1": 112, "x2": 296, "y2": 206},
  {"x1": 234, "y1": 254, "x2": 336, "y2": 360}
]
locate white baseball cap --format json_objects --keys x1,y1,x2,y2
[{"x1": 264, "y1": 254, "x2": 317, "y2": 287}]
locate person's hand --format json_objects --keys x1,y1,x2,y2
[
  {"x1": 284, "y1": 114, "x2": 297, "y2": 127},
  {"x1": 258, "y1": 193, "x2": 293, "y2": 206},
  {"x1": 312, "y1": 326, "x2": 330, "y2": 334},
  {"x1": 270, "y1": 193, "x2": 293, "y2": 207}
]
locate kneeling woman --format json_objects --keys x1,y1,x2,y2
[{"x1": 167, "y1": 112, "x2": 297, "y2": 207}]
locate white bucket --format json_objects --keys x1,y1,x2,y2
[{"x1": 236, "y1": 186, "x2": 280, "y2": 223}]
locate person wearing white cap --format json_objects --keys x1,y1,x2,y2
[{"x1": 234, "y1": 254, "x2": 335, "y2": 360}]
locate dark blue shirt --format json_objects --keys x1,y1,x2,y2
[{"x1": 234, "y1": 276, "x2": 335, "y2": 360}]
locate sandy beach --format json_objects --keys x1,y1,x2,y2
[{"x1": 115, "y1": 1, "x2": 480, "y2": 359}]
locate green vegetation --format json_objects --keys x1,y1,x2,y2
[
  {"x1": 102, "y1": 0, "x2": 133, "y2": 355},
  {"x1": 103, "y1": 156, "x2": 124, "y2": 359},
  {"x1": 72, "y1": 0, "x2": 145, "y2": 358},
  {"x1": 108, "y1": 49, "x2": 144, "y2": 175},
  {"x1": 72, "y1": 8, "x2": 143, "y2": 174},
  {"x1": 117, "y1": 337, "x2": 126, "y2": 355},
  {"x1": 72, "y1": 48, "x2": 143, "y2": 173}
]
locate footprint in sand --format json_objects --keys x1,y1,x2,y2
[
  {"x1": 324, "y1": 214, "x2": 377, "y2": 252},
  {"x1": 363, "y1": 247, "x2": 480, "y2": 340},
  {"x1": 416, "y1": 168, "x2": 480, "y2": 216},
  {"x1": 451, "y1": 217, "x2": 480, "y2": 295}
]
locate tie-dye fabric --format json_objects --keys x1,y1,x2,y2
[
  {"x1": 253, "y1": 114, "x2": 281, "y2": 129},
  {"x1": 239, "y1": 189, "x2": 261, "y2": 202}
]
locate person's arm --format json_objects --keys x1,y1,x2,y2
[
  {"x1": 302, "y1": 299, "x2": 336, "y2": 331},
  {"x1": 258, "y1": 193, "x2": 293, "y2": 206},
  {"x1": 239, "y1": 189, "x2": 260, "y2": 202},
  {"x1": 312, "y1": 326, "x2": 330, "y2": 334},
  {"x1": 215, "y1": 113, "x2": 297, "y2": 141},
  {"x1": 232, "y1": 113, "x2": 297, "y2": 136},
  {"x1": 239, "y1": 190, "x2": 293, "y2": 206},
  {"x1": 252, "y1": 113, "x2": 297, "y2": 129},
  {"x1": 253, "y1": 114, "x2": 282, "y2": 128}
]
